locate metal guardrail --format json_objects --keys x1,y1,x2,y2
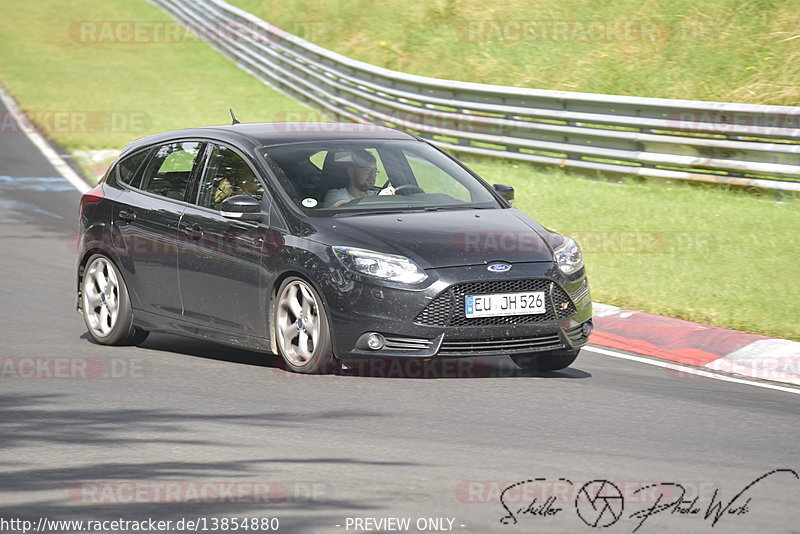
[{"x1": 152, "y1": 0, "x2": 800, "y2": 192}]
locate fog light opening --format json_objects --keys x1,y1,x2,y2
[
  {"x1": 581, "y1": 320, "x2": 593, "y2": 337},
  {"x1": 366, "y1": 333, "x2": 385, "y2": 351}
]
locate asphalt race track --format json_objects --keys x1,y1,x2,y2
[{"x1": 1, "y1": 94, "x2": 799, "y2": 534}]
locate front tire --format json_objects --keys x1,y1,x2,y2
[
  {"x1": 511, "y1": 349, "x2": 580, "y2": 372},
  {"x1": 273, "y1": 277, "x2": 337, "y2": 374},
  {"x1": 81, "y1": 254, "x2": 149, "y2": 346}
]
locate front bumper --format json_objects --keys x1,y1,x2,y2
[{"x1": 324, "y1": 262, "x2": 592, "y2": 360}]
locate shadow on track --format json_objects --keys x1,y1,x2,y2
[
  {"x1": 97, "y1": 332, "x2": 593, "y2": 381},
  {"x1": 0, "y1": 393, "x2": 417, "y2": 532},
  {"x1": 0, "y1": 392, "x2": 388, "y2": 450}
]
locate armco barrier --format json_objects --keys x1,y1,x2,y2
[{"x1": 152, "y1": 0, "x2": 800, "y2": 192}]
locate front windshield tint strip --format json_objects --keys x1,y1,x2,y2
[{"x1": 259, "y1": 140, "x2": 499, "y2": 217}]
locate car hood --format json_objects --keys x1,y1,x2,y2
[{"x1": 310, "y1": 208, "x2": 556, "y2": 269}]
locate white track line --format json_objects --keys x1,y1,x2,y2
[
  {"x1": 0, "y1": 84, "x2": 90, "y2": 193},
  {"x1": 586, "y1": 345, "x2": 800, "y2": 395}
]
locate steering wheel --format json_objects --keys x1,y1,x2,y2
[{"x1": 392, "y1": 184, "x2": 425, "y2": 196}]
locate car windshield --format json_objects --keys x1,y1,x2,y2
[{"x1": 259, "y1": 140, "x2": 500, "y2": 217}]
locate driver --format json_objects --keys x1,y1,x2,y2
[
  {"x1": 323, "y1": 149, "x2": 394, "y2": 207},
  {"x1": 213, "y1": 173, "x2": 261, "y2": 205}
]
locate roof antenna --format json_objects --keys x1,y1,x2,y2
[{"x1": 229, "y1": 108, "x2": 240, "y2": 125}]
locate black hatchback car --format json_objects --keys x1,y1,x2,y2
[{"x1": 77, "y1": 123, "x2": 592, "y2": 374}]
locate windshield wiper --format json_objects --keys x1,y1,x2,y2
[
  {"x1": 332, "y1": 205, "x2": 495, "y2": 217},
  {"x1": 333, "y1": 209, "x2": 421, "y2": 218},
  {"x1": 422, "y1": 205, "x2": 492, "y2": 212}
]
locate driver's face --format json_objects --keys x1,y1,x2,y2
[{"x1": 349, "y1": 165, "x2": 378, "y2": 192}]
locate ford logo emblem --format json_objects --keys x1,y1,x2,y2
[{"x1": 487, "y1": 263, "x2": 512, "y2": 273}]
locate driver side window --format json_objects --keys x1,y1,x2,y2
[{"x1": 196, "y1": 145, "x2": 264, "y2": 210}]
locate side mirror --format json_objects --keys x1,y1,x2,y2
[
  {"x1": 220, "y1": 195, "x2": 262, "y2": 221},
  {"x1": 493, "y1": 183, "x2": 515, "y2": 203}
]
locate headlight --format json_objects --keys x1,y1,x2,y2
[
  {"x1": 333, "y1": 246, "x2": 428, "y2": 284},
  {"x1": 554, "y1": 237, "x2": 583, "y2": 274}
]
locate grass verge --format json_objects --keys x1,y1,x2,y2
[
  {"x1": 0, "y1": 0, "x2": 310, "y2": 153},
  {"x1": 467, "y1": 160, "x2": 800, "y2": 340},
  {"x1": 232, "y1": 0, "x2": 800, "y2": 105},
  {"x1": 0, "y1": 0, "x2": 797, "y2": 339}
]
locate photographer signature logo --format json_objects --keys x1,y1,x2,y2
[
  {"x1": 498, "y1": 469, "x2": 798, "y2": 532},
  {"x1": 575, "y1": 480, "x2": 624, "y2": 527}
]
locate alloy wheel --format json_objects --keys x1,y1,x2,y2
[
  {"x1": 275, "y1": 279, "x2": 322, "y2": 367},
  {"x1": 82, "y1": 256, "x2": 120, "y2": 338}
]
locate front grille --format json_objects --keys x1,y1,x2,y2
[
  {"x1": 383, "y1": 336, "x2": 433, "y2": 351},
  {"x1": 438, "y1": 333, "x2": 562, "y2": 356},
  {"x1": 414, "y1": 279, "x2": 577, "y2": 327},
  {"x1": 414, "y1": 292, "x2": 454, "y2": 327}
]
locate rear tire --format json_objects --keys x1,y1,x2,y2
[
  {"x1": 81, "y1": 254, "x2": 149, "y2": 346},
  {"x1": 511, "y1": 348, "x2": 580, "y2": 372},
  {"x1": 273, "y1": 277, "x2": 338, "y2": 374}
]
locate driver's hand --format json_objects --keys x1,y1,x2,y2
[
  {"x1": 214, "y1": 179, "x2": 233, "y2": 203},
  {"x1": 378, "y1": 186, "x2": 395, "y2": 196}
]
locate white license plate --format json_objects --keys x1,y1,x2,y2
[{"x1": 465, "y1": 292, "x2": 546, "y2": 318}]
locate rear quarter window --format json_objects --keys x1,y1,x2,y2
[{"x1": 115, "y1": 150, "x2": 149, "y2": 187}]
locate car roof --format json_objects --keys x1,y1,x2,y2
[{"x1": 121, "y1": 122, "x2": 418, "y2": 155}]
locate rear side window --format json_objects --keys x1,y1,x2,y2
[
  {"x1": 116, "y1": 151, "x2": 149, "y2": 186},
  {"x1": 139, "y1": 141, "x2": 203, "y2": 201}
]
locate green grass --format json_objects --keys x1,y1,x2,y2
[
  {"x1": 0, "y1": 0, "x2": 310, "y2": 152},
  {"x1": 0, "y1": 0, "x2": 798, "y2": 339},
  {"x1": 232, "y1": 0, "x2": 800, "y2": 105}
]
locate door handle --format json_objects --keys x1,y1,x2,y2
[
  {"x1": 118, "y1": 210, "x2": 136, "y2": 222},
  {"x1": 188, "y1": 223, "x2": 204, "y2": 240}
]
